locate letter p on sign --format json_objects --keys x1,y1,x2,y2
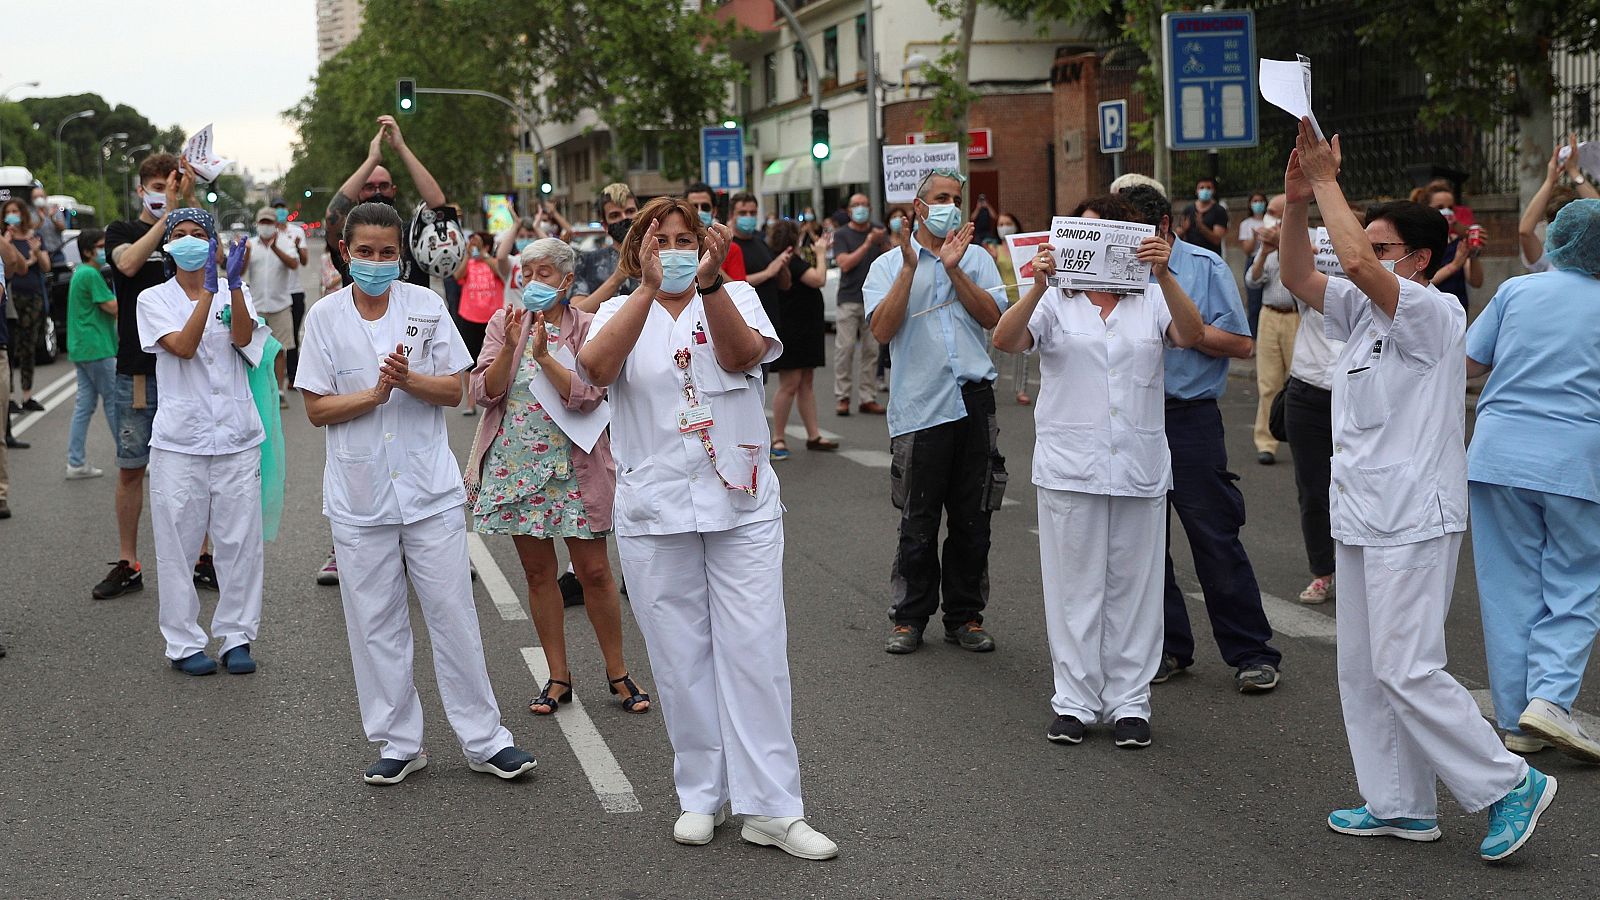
[{"x1": 1099, "y1": 100, "x2": 1127, "y2": 154}]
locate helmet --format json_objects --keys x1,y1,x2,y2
[{"x1": 406, "y1": 202, "x2": 467, "y2": 278}]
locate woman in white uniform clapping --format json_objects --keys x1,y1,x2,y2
[
  {"x1": 1277, "y1": 119, "x2": 1555, "y2": 863},
  {"x1": 295, "y1": 201, "x2": 535, "y2": 786},
  {"x1": 578, "y1": 197, "x2": 837, "y2": 860},
  {"x1": 991, "y1": 193, "x2": 1203, "y2": 749},
  {"x1": 136, "y1": 208, "x2": 263, "y2": 677}
]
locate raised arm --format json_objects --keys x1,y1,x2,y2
[
  {"x1": 939, "y1": 223, "x2": 1002, "y2": 330},
  {"x1": 869, "y1": 219, "x2": 923, "y2": 345},
  {"x1": 1142, "y1": 238, "x2": 1204, "y2": 348},
  {"x1": 992, "y1": 246, "x2": 1052, "y2": 353},
  {"x1": 380, "y1": 115, "x2": 446, "y2": 209},
  {"x1": 698, "y1": 224, "x2": 766, "y2": 372}
]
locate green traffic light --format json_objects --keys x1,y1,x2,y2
[
  {"x1": 400, "y1": 98, "x2": 413, "y2": 110},
  {"x1": 811, "y1": 141, "x2": 830, "y2": 161},
  {"x1": 304, "y1": 190, "x2": 312, "y2": 198},
  {"x1": 206, "y1": 190, "x2": 219, "y2": 203}
]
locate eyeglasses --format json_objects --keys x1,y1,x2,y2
[
  {"x1": 1370, "y1": 242, "x2": 1407, "y2": 257},
  {"x1": 362, "y1": 182, "x2": 394, "y2": 193}
]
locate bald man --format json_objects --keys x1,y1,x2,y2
[{"x1": 324, "y1": 114, "x2": 448, "y2": 290}]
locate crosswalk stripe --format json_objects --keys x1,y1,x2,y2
[
  {"x1": 10, "y1": 369, "x2": 79, "y2": 437},
  {"x1": 467, "y1": 533, "x2": 529, "y2": 621},
  {"x1": 521, "y1": 647, "x2": 643, "y2": 814}
]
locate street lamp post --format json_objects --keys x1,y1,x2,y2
[
  {"x1": 0, "y1": 80, "x2": 40, "y2": 166},
  {"x1": 864, "y1": 1, "x2": 882, "y2": 219},
  {"x1": 54, "y1": 109, "x2": 96, "y2": 183},
  {"x1": 122, "y1": 143, "x2": 151, "y2": 220},
  {"x1": 97, "y1": 132, "x2": 129, "y2": 212}
]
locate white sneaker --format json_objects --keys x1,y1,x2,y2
[
  {"x1": 1519, "y1": 698, "x2": 1600, "y2": 763},
  {"x1": 1503, "y1": 731, "x2": 1550, "y2": 754},
  {"x1": 1298, "y1": 574, "x2": 1335, "y2": 604},
  {"x1": 740, "y1": 816, "x2": 839, "y2": 860},
  {"x1": 65, "y1": 464, "x2": 105, "y2": 480},
  {"x1": 672, "y1": 809, "x2": 727, "y2": 845}
]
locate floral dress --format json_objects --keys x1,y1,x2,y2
[{"x1": 471, "y1": 323, "x2": 598, "y2": 538}]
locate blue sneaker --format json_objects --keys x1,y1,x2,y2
[
  {"x1": 1327, "y1": 805, "x2": 1441, "y2": 842},
  {"x1": 468, "y1": 746, "x2": 537, "y2": 780},
  {"x1": 221, "y1": 644, "x2": 256, "y2": 674},
  {"x1": 364, "y1": 753, "x2": 428, "y2": 785},
  {"x1": 170, "y1": 652, "x2": 217, "y2": 676},
  {"x1": 1480, "y1": 768, "x2": 1557, "y2": 862}
]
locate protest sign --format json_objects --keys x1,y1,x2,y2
[
  {"x1": 883, "y1": 143, "x2": 960, "y2": 204},
  {"x1": 1557, "y1": 141, "x2": 1600, "y2": 178},
  {"x1": 1046, "y1": 216, "x2": 1156, "y2": 293},
  {"x1": 1311, "y1": 227, "x2": 1345, "y2": 277},
  {"x1": 1259, "y1": 54, "x2": 1322, "y2": 140},
  {"x1": 182, "y1": 124, "x2": 233, "y2": 182},
  {"x1": 1003, "y1": 231, "x2": 1053, "y2": 286}
]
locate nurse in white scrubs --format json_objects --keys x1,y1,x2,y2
[
  {"x1": 136, "y1": 208, "x2": 263, "y2": 677},
  {"x1": 578, "y1": 197, "x2": 837, "y2": 860},
  {"x1": 991, "y1": 193, "x2": 1203, "y2": 750},
  {"x1": 1277, "y1": 119, "x2": 1555, "y2": 863},
  {"x1": 295, "y1": 201, "x2": 535, "y2": 786}
]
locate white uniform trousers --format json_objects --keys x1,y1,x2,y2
[
  {"x1": 618, "y1": 516, "x2": 805, "y2": 818},
  {"x1": 330, "y1": 506, "x2": 514, "y2": 763},
  {"x1": 148, "y1": 446, "x2": 264, "y2": 660},
  {"x1": 1038, "y1": 488, "x2": 1165, "y2": 723},
  {"x1": 1335, "y1": 534, "x2": 1527, "y2": 818}
]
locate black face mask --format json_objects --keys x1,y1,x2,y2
[
  {"x1": 367, "y1": 193, "x2": 398, "y2": 208},
  {"x1": 607, "y1": 218, "x2": 633, "y2": 244}
]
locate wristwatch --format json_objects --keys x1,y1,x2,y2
[
  {"x1": 1574, "y1": 174, "x2": 1588, "y2": 185},
  {"x1": 697, "y1": 275, "x2": 725, "y2": 295}
]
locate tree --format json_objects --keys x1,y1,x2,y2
[
  {"x1": 0, "y1": 93, "x2": 180, "y2": 223},
  {"x1": 921, "y1": 0, "x2": 981, "y2": 166}
]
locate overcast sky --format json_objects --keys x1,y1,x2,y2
[{"x1": 8, "y1": 1, "x2": 318, "y2": 180}]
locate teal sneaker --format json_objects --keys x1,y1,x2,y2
[
  {"x1": 1327, "y1": 805, "x2": 1442, "y2": 842},
  {"x1": 1480, "y1": 768, "x2": 1557, "y2": 862}
]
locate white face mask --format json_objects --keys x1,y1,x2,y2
[
  {"x1": 996, "y1": 224, "x2": 1017, "y2": 238},
  {"x1": 1261, "y1": 213, "x2": 1280, "y2": 229},
  {"x1": 257, "y1": 224, "x2": 278, "y2": 240},
  {"x1": 1380, "y1": 249, "x2": 1417, "y2": 277},
  {"x1": 141, "y1": 190, "x2": 166, "y2": 218}
]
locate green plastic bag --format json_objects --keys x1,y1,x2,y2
[{"x1": 246, "y1": 333, "x2": 287, "y2": 542}]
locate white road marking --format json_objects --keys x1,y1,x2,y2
[
  {"x1": 837, "y1": 448, "x2": 892, "y2": 468},
  {"x1": 11, "y1": 370, "x2": 79, "y2": 437},
  {"x1": 782, "y1": 424, "x2": 843, "y2": 443},
  {"x1": 466, "y1": 533, "x2": 529, "y2": 621},
  {"x1": 521, "y1": 646, "x2": 644, "y2": 814},
  {"x1": 1185, "y1": 590, "x2": 1338, "y2": 641}
]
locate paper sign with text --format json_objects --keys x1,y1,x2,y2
[
  {"x1": 883, "y1": 143, "x2": 961, "y2": 204},
  {"x1": 1047, "y1": 217, "x2": 1156, "y2": 293},
  {"x1": 1003, "y1": 231, "x2": 1053, "y2": 286},
  {"x1": 1311, "y1": 227, "x2": 1346, "y2": 277},
  {"x1": 182, "y1": 124, "x2": 234, "y2": 182}
]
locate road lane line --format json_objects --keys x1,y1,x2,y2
[
  {"x1": 837, "y1": 448, "x2": 891, "y2": 468},
  {"x1": 520, "y1": 646, "x2": 644, "y2": 814},
  {"x1": 781, "y1": 424, "x2": 843, "y2": 443},
  {"x1": 466, "y1": 533, "x2": 529, "y2": 621},
  {"x1": 1186, "y1": 590, "x2": 1338, "y2": 641},
  {"x1": 11, "y1": 370, "x2": 79, "y2": 437}
]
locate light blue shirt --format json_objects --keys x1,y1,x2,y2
[
  {"x1": 1466, "y1": 269, "x2": 1600, "y2": 504},
  {"x1": 864, "y1": 242, "x2": 1006, "y2": 438},
  {"x1": 1161, "y1": 238, "x2": 1250, "y2": 400}
]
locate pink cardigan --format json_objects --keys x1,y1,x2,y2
[{"x1": 465, "y1": 304, "x2": 616, "y2": 533}]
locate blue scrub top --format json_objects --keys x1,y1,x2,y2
[
  {"x1": 1161, "y1": 238, "x2": 1250, "y2": 401},
  {"x1": 1466, "y1": 269, "x2": 1600, "y2": 503}
]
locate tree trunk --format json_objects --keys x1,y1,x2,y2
[
  {"x1": 1150, "y1": 5, "x2": 1170, "y2": 188},
  {"x1": 954, "y1": 0, "x2": 978, "y2": 172},
  {"x1": 1515, "y1": 62, "x2": 1555, "y2": 210}
]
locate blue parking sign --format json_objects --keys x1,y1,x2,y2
[
  {"x1": 1161, "y1": 10, "x2": 1258, "y2": 150},
  {"x1": 700, "y1": 126, "x2": 745, "y2": 191},
  {"x1": 1099, "y1": 100, "x2": 1128, "y2": 154}
]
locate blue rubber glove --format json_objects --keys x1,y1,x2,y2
[
  {"x1": 203, "y1": 237, "x2": 220, "y2": 294},
  {"x1": 225, "y1": 237, "x2": 249, "y2": 288}
]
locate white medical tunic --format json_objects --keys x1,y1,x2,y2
[
  {"x1": 585, "y1": 281, "x2": 783, "y2": 537},
  {"x1": 136, "y1": 277, "x2": 264, "y2": 456},
  {"x1": 295, "y1": 282, "x2": 474, "y2": 527},
  {"x1": 1324, "y1": 276, "x2": 1467, "y2": 546},
  {"x1": 1027, "y1": 285, "x2": 1174, "y2": 498}
]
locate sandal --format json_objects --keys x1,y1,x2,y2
[
  {"x1": 528, "y1": 678, "x2": 573, "y2": 715},
  {"x1": 1016, "y1": 392, "x2": 1032, "y2": 406},
  {"x1": 608, "y1": 673, "x2": 652, "y2": 714},
  {"x1": 805, "y1": 436, "x2": 839, "y2": 451},
  {"x1": 770, "y1": 439, "x2": 791, "y2": 461}
]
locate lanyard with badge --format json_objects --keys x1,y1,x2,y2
[{"x1": 674, "y1": 331, "x2": 758, "y2": 497}]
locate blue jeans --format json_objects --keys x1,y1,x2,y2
[{"x1": 69, "y1": 358, "x2": 118, "y2": 468}]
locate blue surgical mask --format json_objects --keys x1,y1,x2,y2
[
  {"x1": 3, "y1": 213, "x2": 20, "y2": 227},
  {"x1": 163, "y1": 235, "x2": 212, "y2": 272},
  {"x1": 470, "y1": 247, "x2": 481, "y2": 259},
  {"x1": 275, "y1": 208, "x2": 289, "y2": 223},
  {"x1": 889, "y1": 217, "x2": 904, "y2": 233},
  {"x1": 1250, "y1": 201, "x2": 1267, "y2": 216},
  {"x1": 95, "y1": 249, "x2": 107, "y2": 266},
  {"x1": 735, "y1": 215, "x2": 758, "y2": 234},
  {"x1": 922, "y1": 203, "x2": 962, "y2": 238},
  {"x1": 349, "y1": 258, "x2": 401, "y2": 296},
  {"x1": 521, "y1": 279, "x2": 564, "y2": 313},
  {"x1": 1197, "y1": 188, "x2": 1214, "y2": 202},
  {"x1": 514, "y1": 238, "x2": 532, "y2": 252},
  {"x1": 698, "y1": 210, "x2": 714, "y2": 227},
  {"x1": 659, "y1": 249, "x2": 699, "y2": 293},
  {"x1": 851, "y1": 205, "x2": 870, "y2": 224}
]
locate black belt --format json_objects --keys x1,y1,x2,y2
[
  {"x1": 1164, "y1": 397, "x2": 1216, "y2": 410},
  {"x1": 961, "y1": 379, "x2": 995, "y2": 396}
]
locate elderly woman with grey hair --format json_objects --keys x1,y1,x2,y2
[{"x1": 466, "y1": 237, "x2": 649, "y2": 717}]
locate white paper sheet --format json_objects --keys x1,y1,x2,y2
[
  {"x1": 1557, "y1": 141, "x2": 1600, "y2": 178},
  {"x1": 529, "y1": 344, "x2": 611, "y2": 454},
  {"x1": 182, "y1": 124, "x2": 235, "y2": 182},
  {"x1": 1046, "y1": 217, "x2": 1156, "y2": 294},
  {"x1": 1311, "y1": 227, "x2": 1346, "y2": 278},
  {"x1": 1259, "y1": 55, "x2": 1323, "y2": 140},
  {"x1": 1003, "y1": 231, "x2": 1054, "y2": 288}
]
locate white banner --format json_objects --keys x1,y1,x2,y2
[
  {"x1": 882, "y1": 143, "x2": 960, "y2": 204},
  {"x1": 1047, "y1": 216, "x2": 1156, "y2": 294}
]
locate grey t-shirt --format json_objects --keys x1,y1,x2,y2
[
  {"x1": 573, "y1": 245, "x2": 639, "y2": 297},
  {"x1": 831, "y1": 224, "x2": 886, "y2": 305}
]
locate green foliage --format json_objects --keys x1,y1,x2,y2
[
  {"x1": 919, "y1": 0, "x2": 981, "y2": 147},
  {"x1": 0, "y1": 93, "x2": 179, "y2": 224}
]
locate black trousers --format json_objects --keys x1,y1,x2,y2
[
  {"x1": 286, "y1": 291, "x2": 306, "y2": 381},
  {"x1": 1161, "y1": 399, "x2": 1281, "y2": 669},
  {"x1": 1283, "y1": 376, "x2": 1335, "y2": 577},
  {"x1": 887, "y1": 381, "x2": 1000, "y2": 631}
]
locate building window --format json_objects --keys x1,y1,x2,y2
[
  {"x1": 824, "y1": 26, "x2": 838, "y2": 82},
  {"x1": 629, "y1": 135, "x2": 662, "y2": 173},
  {"x1": 1577, "y1": 89, "x2": 1593, "y2": 130},
  {"x1": 764, "y1": 52, "x2": 777, "y2": 106},
  {"x1": 794, "y1": 42, "x2": 809, "y2": 96},
  {"x1": 856, "y1": 15, "x2": 867, "y2": 75}
]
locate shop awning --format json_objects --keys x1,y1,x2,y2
[{"x1": 759, "y1": 142, "x2": 869, "y2": 195}]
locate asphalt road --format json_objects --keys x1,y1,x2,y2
[{"x1": 3, "y1": 317, "x2": 1599, "y2": 898}]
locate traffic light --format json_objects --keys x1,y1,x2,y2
[
  {"x1": 810, "y1": 107, "x2": 830, "y2": 161},
  {"x1": 397, "y1": 78, "x2": 417, "y2": 115},
  {"x1": 206, "y1": 189, "x2": 219, "y2": 203},
  {"x1": 303, "y1": 189, "x2": 312, "y2": 198},
  {"x1": 540, "y1": 165, "x2": 552, "y2": 195}
]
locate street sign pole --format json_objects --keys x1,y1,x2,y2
[{"x1": 1098, "y1": 99, "x2": 1128, "y2": 189}]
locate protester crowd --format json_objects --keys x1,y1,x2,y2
[{"x1": 5, "y1": 112, "x2": 1600, "y2": 865}]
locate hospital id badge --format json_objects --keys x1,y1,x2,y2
[{"x1": 677, "y1": 404, "x2": 714, "y2": 433}]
